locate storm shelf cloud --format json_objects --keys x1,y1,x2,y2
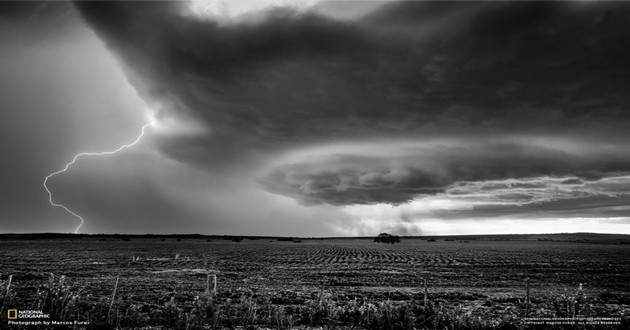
[
  {"x1": 261, "y1": 140, "x2": 630, "y2": 206},
  {"x1": 2, "y1": 0, "x2": 630, "y2": 235}
]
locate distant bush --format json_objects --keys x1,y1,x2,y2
[{"x1": 374, "y1": 233, "x2": 401, "y2": 244}]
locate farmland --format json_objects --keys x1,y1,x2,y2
[{"x1": 1, "y1": 234, "x2": 629, "y2": 329}]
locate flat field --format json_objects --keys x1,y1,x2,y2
[{"x1": 1, "y1": 235, "x2": 629, "y2": 329}]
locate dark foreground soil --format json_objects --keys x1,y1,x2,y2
[{"x1": 1, "y1": 236, "x2": 628, "y2": 329}]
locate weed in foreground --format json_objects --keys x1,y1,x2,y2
[{"x1": 2, "y1": 275, "x2": 627, "y2": 330}]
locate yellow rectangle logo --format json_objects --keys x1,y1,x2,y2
[{"x1": 7, "y1": 309, "x2": 18, "y2": 319}]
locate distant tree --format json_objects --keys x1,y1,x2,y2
[{"x1": 374, "y1": 233, "x2": 401, "y2": 244}]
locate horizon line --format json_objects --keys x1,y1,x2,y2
[{"x1": 1, "y1": 231, "x2": 628, "y2": 239}]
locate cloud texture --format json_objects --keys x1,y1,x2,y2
[
  {"x1": 69, "y1": 1, "x2": 630, "y2": 230},
  {"x1": 261, "y1": 139, "x2": 630, "y2": 205}
]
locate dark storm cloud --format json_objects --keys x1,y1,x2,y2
[
  {"x1": 260, "y1": 141, "x2": 630, "y2": 205},
  {"x1": 74, "y1": 1, "x2": 630, "y2": 207},
  {"x1": 0, "y1": 1, "x2": 83, "y2": 43}
]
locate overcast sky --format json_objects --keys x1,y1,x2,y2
[{"x1": 1, "y1": 1, "x2": 629, "y2": 236}]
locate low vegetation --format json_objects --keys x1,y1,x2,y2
[
  {"x1": 1, "y1": 236, "x2": 628, "y2": 329},
  {"x1": 1, "y1": 274, "x2": 519, "y2": 329},
  {"x1": 3, "y1": 274, "x2": 628, "y2": 329}
]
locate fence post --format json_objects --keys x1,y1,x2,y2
[
  {"x1": 107, "y1": 276, "x2": 120, "y2": 324},
  {"x1": 318, "y1": 278, "x2": 325, "y2": 305},
  {"x1": 3, "y1": 275, "x2": 12, "y2": 301},
  {"x1": 1, "y1": 274, "x2": 13, "y2": 313},
  {"x1": 206, "y1": 274, "x2": 217, "y2": 296},
  {"x1": 423, "y1": 278, "x2": 428, "y2": 309},
  {"x1": 6, "y1": 275, "x2": 12, "y2": 293},
  {"x1": 525, "y1": 278, "x2": 530, "y2": 316}
]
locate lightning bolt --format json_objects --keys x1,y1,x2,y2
[{"x1": 43, "y1": 122, "x2": 154, "y2": 233}]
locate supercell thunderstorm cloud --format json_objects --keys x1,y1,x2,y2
[{"x1": 1, "y1": 1, "x2": 630, "y2": 235}]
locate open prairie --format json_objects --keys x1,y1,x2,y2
[{"x1": 1, "y1": 235, "x2": 629, "y2": 329}]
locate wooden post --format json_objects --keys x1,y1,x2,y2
[
  {"x1": 6, "y1": 275, "x2": 12, "y2": 293},
  {"x1": 1, "y1": 274, "x2": 12, "y2": 314},
  {"x1": 525, "y1": 278, "x2": 530, "y2": 316},
  {"x1": 574, "y1": 283, "x2": 583, "y2": 318},
  {"x1": 3, "y1": 275, "x2": 12, "y2": 303},
  {"x1": 206, "y1": 274, "x2": 217, "y2": 296},
  {"x1": 318, "y1": 278, "x2": 325, "y2": 305},
  {"x1": 423, "y1": 278, "x2": 428, "y2": 309},
  {"x1": 107, "y1": 276, "x2": 120, "y2": 324},
  {"x1": 206, "y1": 274, "x2": 210, "y2": 295}
]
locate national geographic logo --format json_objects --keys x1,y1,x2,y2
[{"x1": 5, "y1": 309, "x2": 50, "y2": 319}]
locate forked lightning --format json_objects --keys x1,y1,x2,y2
[{"x1": 43, "y1": 122, "x2": 154, "y2": 233}]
